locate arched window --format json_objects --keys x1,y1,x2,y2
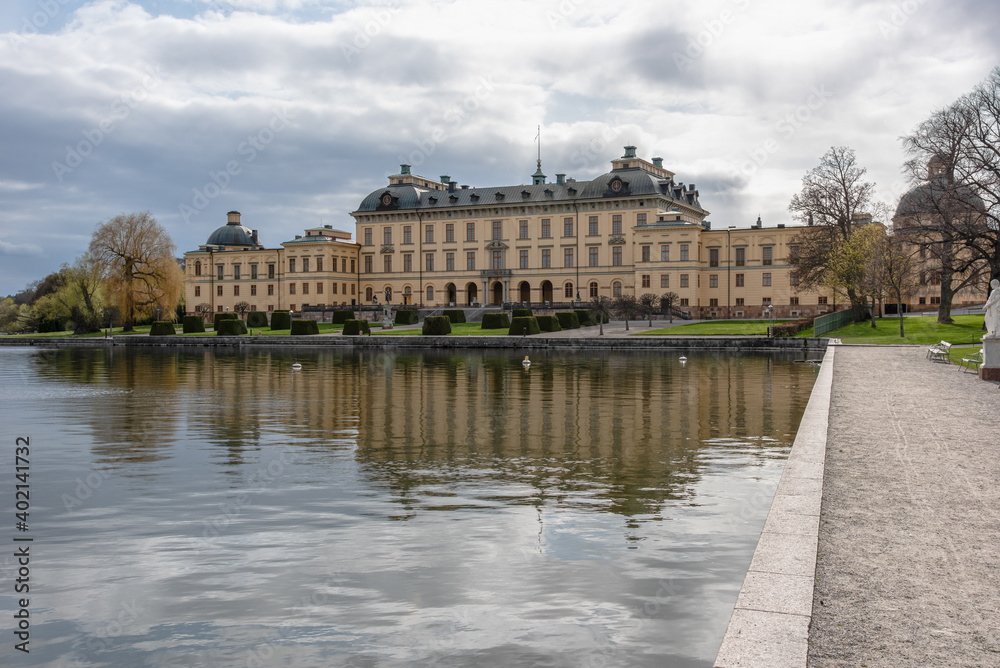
[
  {"x1": 194, "y1": 260, "x2": 201, "y2": 276},
  {"x1": 613, "y1": 281, "x2": 622, "y2": 297},
  {"x1": 426, "y1": 285, "x2": 434, "y2": 301},
  {"x1": 589, "y1": 281, "x2": 598, "y2": 298},
  {"x1": 365, "y1": 287, "x2": 373, "y2": 302},
  {"x1": 564, "y1": 282, "x2": 574, "y2": 299}
]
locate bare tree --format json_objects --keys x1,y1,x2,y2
[
  {"x1": 612, "y1": 294, "x2": 639, "y2": 331},
  {"x1": 881, "y1": 232, "x2": 918, "y2": 337},
  {"x1": 88, "y1": 212, "x2": 183, "y2": 331},
  {"x1": 233, "y1": 301, "x2": 252, "y2": 319},
  {"x1": 659, "y1": 291, "x2": 679, "y2": 323},
  {"x1": 788, "y1": 146, "x2": 877, "y2": 321},
  {"x1": 589, "y1": 295, "x2": 612, "y2": 336},
  {"x1": 638, "y1": 293, "x2": 658, "y2": 327}
]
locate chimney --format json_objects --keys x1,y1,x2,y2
[
  {"x1": 227, "y1": 211, "x2": 241, "y2": 225},
  {"x1": 400, "y1": 164, "x2": 411, "y2": 175},
  {"x1": 755, "y1": 215, "x2": 762, "y2": 228},
  {"x1": 623, "y1": 145, "x2": 637, "y2": 158},
  {"x1": 448, "y1": 180, "x2": 457, "y2": 192},
  {"x1": 251, "y1": 229, "x2": 259, "y2": 244},
  {"x1": 556, "y1": 173, "x2": 565, "y2": 185},
  {"x1": 440, "y1": 175, "x2": 450, "y2": 184},
  {"x1": 652, "y1": 157, "x2": 663, "y2": 168}
]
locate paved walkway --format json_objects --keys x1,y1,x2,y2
[{"x1": 808, "y1": 347, "x2": 1000, "y2": 667}]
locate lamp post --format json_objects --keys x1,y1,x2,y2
[
  {"x1": 726, "y1": 226, "x2": 735, "y2": 319},
  {"x1": 766, "y1": 304, "x2": 774, "y2": 337}
]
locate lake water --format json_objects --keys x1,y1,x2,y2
[{"x1": 0, "y1": 346, "x2": 818, "y2": 667}]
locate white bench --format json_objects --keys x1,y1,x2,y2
[{"x1": 927, "y1": 341, "x2": 952, "y2": 363}]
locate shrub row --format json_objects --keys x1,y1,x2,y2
[
  {"x1": 290, "y1": 319, "x2": 319, "y2": 335},
  {"x1": 574, "y1": 309, "x2": 594, "y2": 326},
  {"x1": 772, "y1": 316, "x2": 815, "y2": 337},
  {"x1": 422, "y1": 315, "x2": 452, "y2": 335},
  {"x1": 535, "y1": 315, "x2": 561, "y2": 332},
  {"x1": 213, "y1": 312, "x2": 238, "y2": 329},
  {"x1": 394, "y1": 309, "x2": 419, "y2": 325},
  {"x1": 442, "y1": 309, "x2": 466, "y2": 323},
  {"x1": 149, "y1": 321, "x2": 176, "y2": 336},
  {"x1": 331, "y1": 310, "x2": 354, "y2": 324},
  {"x1": 512, "y1": 308, "x2": 533, "y2": 318},
  {"x1": 270, "y1": 310, "x2": 291, "y2": 330},
  {"x1": 246, "y1": 311, "x2": 268, "y2": 328},
  {"x1": 508, "y1": 316, "x2": 540, "y2": 336},
  {"x1": 182, "y1": 315, "x2": 205, "y2": 333},
  {"x1": 342, "y1": 319, "x2": 370, "y2": 335},
  {"x1": 481, "y1": 313, "x2": 510, "y2": 329},
  {"x1": 216, "y1": 319, "x2": 247, "y2": 336},
  {"x1": 556, "y1": 312, "x2": 580, "y2": 329}
]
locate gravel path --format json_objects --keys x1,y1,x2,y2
[{"x1": 808, "y1": 346, "x2": 1000, "y2": 667}]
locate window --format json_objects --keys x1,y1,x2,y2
[
  {"x1": 565, "y1": 283, "x2": 574, "y2": 299},
  {"x1": 217, "y1": 265, "x2": 224, "y2": 280},
  {"x1": 303, "y1": 259, "x2": 310, "y2": 273},
  {"x1": 194, "y1": 261, "x2": 202, "y2": 276},
  {"x1": 709, "y1": 298, "x2": 718, "y2": 307},
  {"x1": 590, "y1": 282, "x2": 598, "y2": 298},
  {"x1": 680, "y1": 274, "x2": 689, "y2": 288},
  {"x1": 364, "y1": 256, "x2": 372, "y2": 273},
  {"x1": 268, "y1": 264, "x2": 275, "y2": 279},
  {"x1": 789, "y1": 245, "x2": 800, "y2": 260},
  {"x1": 466, "y1": 252, "x2": 475, "y2": 271},
  {"x1": 249, "y1": 264, "x2": 257, "y2": 279},
  {"x1": 680, "y1": 298, "x2": 689, "y2": 306},
  {"x1": 350, "y1": 284, "x2": 355, "y2": 295},
  {"x1": 919, "y1": 297, "x2": 927, "y2": 305},
  {"x1": 268, "y1": 305, "x2": 274, "y2": 312},
  {"x1": 289, "y1": 283, "x2": 296, "y2": 295},
  {"x1": 446, "y1": 223, "x2": 455, "y2": 243},
  {"x1": 364, "y1": 228, "x2": 373, "y2": 245},
  {"x1": 762, "y1": 246, "x2": 773, "y2": 266},
  {"x1": 612, "y1": 215, "x2": 622, "y2": 235},
  {"x1": 762, "y1": 273, "x2": 771, "y2": 287},
  {"x1": 267, "y1": 284, "x2": 274, "y2": 296},
  {"x1": 493, "y1": 220, "x2": 502, "y2": 240},
  {"x1": 217, "y1": 285, "x2": 223, "y2": 296},
  {"x1": 218, "y1": 305, "x2": 223, "y2": 312},
  {"x1": 351, "y1": 259, "x2": 355, "y2": 273},
  {"x1": 790, "y1": 273, "x2": 799, "y2": 286},
  {"x1": 661, "y1": 274, "x2": 669, "y2": 288},
  {"x1": 818, "y1": 296, "x2": 828, "y2": 305},
  {"x1": 466, "y1": 222, "x2": 476, "y2": 241},
  {"x1": 790, "y1": 296, "x2": 799, "y2": 305},
  {"x1": 520, "y1": 249, "x2": 529, "y2": 268},
  {"x1": 641, "y1": 246, "x2": 650, "y2": 262},
  {"x1": 709, "y1": 274, "x2": 718, "y2": 288},
  {"x1": 612, "y1": 246, "x2": 623, "y2": 266},
  {"x1": 383, "y1": 256, "x2": 392, "y2": 273},
  {"x1": 613, "y1": 281, "x2": 622, "y2": 297},
  {"x1": 589, "y1": 216, "x2": 598, "y2": 236},
  {"x1": 642, "y1": 274, "x2": 650, "y2": 288},
  {"x1": 403, "y1": 254, "x2": 412, "y2": 272},
  {"x1": 332, "y1": 283, "x2": 337, "y2": 294},
  {"x1": 425, "y1": 253, "x2": 434, "y2": 272},
  {"x1": 661, "y1": 245, "x2": 669, "y2": 262},
  {"x1": 736, "y1": 298, "x2": 744, "y2": 306},
  {"x1": 709, "y1": 248, "x2": 719, "y2": 267},
  {"x1": 425, "y1": 225, "x2": 434, "y2": 243},
  {"x1": 250, "y1": 284, "x2": 257, "y2": 296},
  {"x1": 564, "y1": 248, "x2": 574, "y2": 268},
  {"x1": 194, "y1": 285, "x2": 201, "y2": 297},
  {"x1": 302, "y1": 282, "x2": 309, "y2": 295},
  {"x1": 427, "y1": 285, "x2": 434, "y2": 301},
  {"x1": 383, "y1": 227, "x2": 392, "y2": 245},
  {"x1": 289, "y1": 259, "x2": 296, "y2": 273},
  {"x1": 736, "y1": 273, "x2": 744, "y2": 287},
  {"x1": 541, "y1": 219, "x2": 551, "y2": 238},
  {"x1": 446, "y1": 252, "x2": 454, "y2": 271},
  {"x1": 680, "y1": 244, "x2": 689, "y2": 262},
  {"x1": 542, "y1": 249, "x2": 551, "y2": 268},
  {"x1": 403, "y1": 226, "x2": 412, "y2": 244},
  {"x1": 315, "y1": 259, "x2": 322, "y2": 273},
  {"x1": 589, "y1": 247, "x2": 599, "y2": 267},
  {"x1": 493, "y1": 250, "x2": 503, "y2": 269},
  {"x1": 564, "y1": 218, "x2": 574, "y2": 237},
  {"x1": 316, "y1": 283, "x2": 323, "y2": 295},
  {"x1": 762, "y1": 297, "x2": 771, "y2": 305},
  {"x1": 637, "y1": 213, "x2": 647, "y2": 227},
  {"x1": 735, "y1": 247, "x2": 745, "y2": 266}
]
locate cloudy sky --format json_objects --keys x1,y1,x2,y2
[{"x1": 1, "y1": 0, "x2": 998, "y2": 296}]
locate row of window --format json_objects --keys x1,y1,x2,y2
[
  {"x1": 365, "y1": 215, "x2": 637, "y2": 247},
  {"x1": 286, "y1": 258, "x2": 355, "y2": 274},
  {"x1": 197, "y1": 283, "x2": 358, "y2": 297},
  {"x1": 192, "y1": 258, "x2": 358, "y2": 278}
]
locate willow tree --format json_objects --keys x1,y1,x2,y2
[{"x1": 88, "y1": 212, "x2": 182, "y2": 331}]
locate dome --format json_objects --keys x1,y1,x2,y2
[
  {"x1": 894, "y1": 177, "x2": 985, "y2": 220},
  {"x1": 205, "y1": 212, "x2": 263, "y2": 248}
]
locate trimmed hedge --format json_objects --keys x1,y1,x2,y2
[
  {"x1": 290, "y1": 319, "x2": 319, "y2": 335},
  {"x1": 508, "y1": 316, "x2": 540, "y2": 336},
  {"x1": 422, "y1": 315, "x2": 452, "y2": 335},
  {"x1": 149, "y1": 321, "x2": 176, "y2": 336},
  {"x1": 213, "y1": 312, "x2": 238, "y2": 330},
  {"x1": 556, "y1": 312, "x2": 580, "y2": 329},
  {"x1": 342, "y1": 319, "x2": 371, "y2": 335},
  {"x1": 481, "y1": 313, "x2": 510, "y2": 329},
  {"x1": 394, "y1": 309, "x2": 419, "y2": 325},
  {"x1": 270, "y1": 310, "x2": 291, "y2": 330},
  {"x1": 574, "y1": 309, "x2": 594, "y2": 327},
  {"x1": 246, "y1": 311, "x2": 268, "y2": 328},
  {"x1": 216, "y1": 319, "x2": 247, "y2": 336},
  {"x1": 331, "y1": 310, "x2": 354, "y2": 324},
  {"x1": 442, "y1": 309, "x2": 466, "y2": 324},
  {"x1": 512, "y1": 308, "x2": 533, "y2": 318},
  {"x1": 535, "y1": 315, "x2": 562, "y2": 332},
  {"x1": 182, "y1": 315, "x2": 205, "y2": 333},
  {"x1": 773, "y1": 316, "x2": 815, "y2": 337}
]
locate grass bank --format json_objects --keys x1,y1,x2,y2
[
  {"x1": 818, "y1": 314, "x2": 986, "y2": 345},
  {"x1": 641, "y1": 320, "x2": 790, "y2": 336}
]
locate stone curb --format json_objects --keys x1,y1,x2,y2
[{"x1": 713, "y1": 345, "x2": 835, "y2": 668}]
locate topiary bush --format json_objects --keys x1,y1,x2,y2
[
  {"x1": 342, "y1": 319, "x2": 371, "y2": 335},
  {"x1": 149, "y1": 321, "x2": 176, "y2": 336},
  {"x1": 290, "y1": 319, "x2": 319, "y2": 335},
  {"x1": 508, "y1": 316, "x2": 540, "y2": 336},
  {"x1": 331, "y1": 310, "x2": 354, "y2": 324},
  {"x1": 442, "y1": 309, "x2": 466, "y2": 324},
  {"x1": 556, "y1": 312, "x2": 581, "y2": 329},
  {"x1": 246, "y1": 311, "x2": 268, "y2": 328},
  {"x1": 481, "y1": 313, "x2": 510, "y2": 329},
  {"x1": 270, "y1": 310, "x2": 291, "y2": 330},
  {"x1": 216, "y1": 319, "x2": 248, "y2": 336},
  {"x1": 213, "y1": 312, "x2": 238, "y2": 330},
  {"x1": 574, "y1": 309, "x2": 594, "y2": 326},
  {"x1": 513, "y1": 308, "x2": 533, "y2": 318},
  {"x1": 182, "y1": 315, "x2": 206, "y2": 333},
  {"x1": 422, "y1": 315, "x2": 452, "y2": 335},
  {"x1": 394, "y1": 309, "x2": 419, "y2": 325},
  {"x1": 536, "y1": 315, "x2": 562, "y2": 332}
]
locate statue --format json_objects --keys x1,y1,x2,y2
[{"x1": 985, "y1": 278, "x2": 1000, "y2": 338}]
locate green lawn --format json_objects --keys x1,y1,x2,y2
[
  {"x1": 641, "y1": 320, "x2": 790, "y2": 336},
  {"x1": 5, "y1": 325, "x2": 152, "y2": 338},
  {"x1": 819, "y1": 314, "x2": 986, "y2": 345},
  {"x1": 373, "y1": 322, "x2": 510, "y2": 336}
]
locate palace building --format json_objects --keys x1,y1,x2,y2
[{"x1": 184, "y1": 147, "x2": 844, "y2": 319}]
